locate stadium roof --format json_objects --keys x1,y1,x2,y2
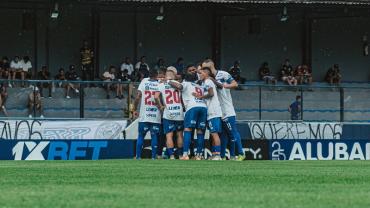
[{"x1": 99, "y1": 0, "x2": 370, "y2": 5}]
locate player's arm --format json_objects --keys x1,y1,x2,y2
[
  {"x1": 209, "y1": 77, "x2": 223, "y2": 89},
  {"x1": 154, "y1": 91, "x2": 165, "y2": 111},
  {"x1": 132, "y1": 91, "x2": 142, "y2": 118},
  {"x1": 168, "y1": 80, "x2": 183, "y2": 90},
  {"x1": 223, "y1": 80, "x2": 238, "y2": 89}
]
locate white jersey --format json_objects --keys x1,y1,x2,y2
[
  {"x1": 138, "y1": 78, "x2": 161, "y2": 124},
  {"x1": 202, "y1": 78, "x2": 222, "y2": 120},
  {"x1": 158, "y1": 81, "x2": 184, "y2": 121},
  {"x1": 215, "y1": 70, "x2": 236, "y2": 118},
  {"x1": 181, "y1": 81, "x2": 207, "y2": 112}
]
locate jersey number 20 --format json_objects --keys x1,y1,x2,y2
[{"x1": 165, "y1": 90, "x2": 180, "y2": 104}]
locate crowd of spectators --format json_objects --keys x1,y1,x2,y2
[{"x1": 0, "y1": 40, "x2": 346, "y2": 118}]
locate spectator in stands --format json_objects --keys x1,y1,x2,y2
[
  {"x1": 295, "y1": 64, "x2": 312, "y2": 85},
  {"x1": 229, "y1": 60, "x2": 246, "y2": 84},
  {"x1": 65, "y1": 65, "x2": 80, "y2": 99},
  {"x1": 288, "y1": 95, "x2": 301, "y2": 120},
  {"x1": 28, "y1": 86, "x2": 43, "y2": 118},
  {"x1": 80, "y1": 40, "x2": 94, "y2": 81},
  {"x1": 54, "y1": 68, "x2": 66, "y2": 88},
  {"x1": 259, "y1": 62, "x2": 276, "y2": 84},
  {"x1": 102, "y1": 66, "x2": 117, "y2": 99},
  {"x1": 280, "y1": 59, "x2": 297, "y2": 86},
  {"x1": 10, "y1": 56, "x2": 22, "y2": 87},
  {"x1": 0, "y1": 83, "x2": 8, "y2": 116},
  {"x1": 116, "y1": 68, "x2": 131, "y2": 99},
  {"x1": 135, "y1": 56, "x2": 150, "y2": 81},
  {"x1": 326, "y1": 64, "x2": 342, "y2": 85},
  {"x1": 173, "y1": 57, "x2": 185, "y2": 74},
  {"x1": 20, "y1": 56, "x2": 32, "y2": 87},
  {"x1": 154, "y1": 58, "x2": 167, "y2": 73},
  {"x1": 120, "y1": 57, "x2": 134, "y2": 78},
  {"x1": 37, "y1": 66, "x2": 52, "y2": 98},
  {"x1": 0, "y1": 57, "x2": 10, "y2": 83}
]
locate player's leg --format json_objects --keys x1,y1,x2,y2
[
  {"x1": 221, "y1": 117, "x2": 237, "y2": 160},
  {"x1": 182, "y1": 109, "x2": 196, "y2": 160},
  {"x1": 175, "y1": 121, "x2": 184, "y2": 158},
  {"x1": 163, "y1": 119, "x2": 175, "y2": 159},
  {"x1": 220, "y1": 121, "x2": 231, "y2": 160},
  {"x1": 195, "y1": 107, "x2": 207, "y2": 160},
  {"x1": 228, "y1": 116, "x2": 245, "y2": 160},
  {"x1": 149, "y1": 123, "x2": 160, "y2": 160},
  {"x1": 136, "y1": 122, "x2": 148, "y2": 159},
  {"x1": 176, "y1": 130, "x2": 183, "y2": 158},
  {"x1": 208, "y1": 117, "x2": 222, "y2": 160}
]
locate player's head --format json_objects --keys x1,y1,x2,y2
[
  {"x1": 183, "y1": 71, "x2": 197, "y2": 82},
  {"x1": 202, "y1": 59, "x2": 216, "y2": 73},
  {"x1": 186, "y1": 65, "x2": 197, "y2": 74},
  {"x1": 199, "y1": 67, "x2": 212, "y2": 80},
  {"x1": 166, "y1": 66, "x2": 177, "y2": 80},
  {"x1": 296, "y1": 95, "x2": 301, "y2": 101},
  {"x1": 149, "y1": 69, "x2": 158, "y2": 79}
]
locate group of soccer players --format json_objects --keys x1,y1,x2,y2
[{"x1": 132, "y1": 59, "x2": 245, "y2": 160}]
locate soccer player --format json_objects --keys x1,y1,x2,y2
[
  {"x1": 169, "y1": 71, "x2": 207, "y2": 160},
  {"x1": 202, "y1": 59, "x2": 245, "y2": 161},
  {"x1": 194, "y1": 67, "x2": 222, "y2": 160},
  {"x1": 155, "y1": 67, "x2": 184, "y2": 160},
  {"x1": 132, "y1": 69, "x2": 161, "y2": 159}
]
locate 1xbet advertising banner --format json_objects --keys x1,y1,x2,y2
[
  {"x1": 269, "y1": 140, "x2": 370, "y2": 160},
  {"x1": 0, "y1": 140, "x2": 134, "y2": 160}
]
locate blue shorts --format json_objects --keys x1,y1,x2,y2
[
  {"x1": 208, "y1": 117, "x2": 222, "y2": 133},
  {"x1": 184, "y1": 107, "x2": 207, "y2": 130},
  {"x1": 138, "y1": 122, "x2": 161, "y2": 135},
  {"x1": 221, "y1": 116, "x2": 240, "y2": 140},
  {"x1": 162, "y1": 119, "x2": 184, "y2": 134}
]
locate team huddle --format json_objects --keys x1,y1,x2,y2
[{"x1": 132, "y1": 59, "x2": 245, "y2": 160}]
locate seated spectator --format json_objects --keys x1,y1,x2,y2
[
  {"x1": 259, "y1": 62, "x2": 276, "y2": 84},
  {"x1": 173, "y1": 57, "x2": 185, "y2": 75},
  {"x1": 116, "y1": 69, "x2": 132, "y2": 99},
  {"x1": 154, "y1": 58, "x2": 167, "y2": 73},
  {"x1": 0, "y1": 57, "x2": 11, "y2": 83},
  {"x1": 135, "y1": 56, "x2": 150, "y2": 81},
  {"x1": 20, "y1": 56, "x2": 32, "y2": 86},
  {"x1": 28, "y1": 87, "x2": 44, "y2": 118},
  {"x1": 295, "y1": 64, "x2": 313, "y2": 85},
  {"x1": 102, "y1": 66, "x2": 118, "y2": 99},
  {"x1": 65, "y1": 65, "x2": 80, "y2": 99},
  {"x1": 0, "y1": 83, "x2": 8, "y2": 116},
  {"x1": 229, "y1": 60, "x2": 246, "y2": 84},
  {"x1": 288, "y1": 95, "x2": 301, "y2": 120},
  {"x1": 37, "y1": 66, "x2": 52, "y2": 98},
  {"x1": 54, "y1": 68, "x2": 66, "y2": 88},
  {"x1": 120, "y1": 57, "x2": 134, "y2": 79},
  {"x1": 10, "y1": 56, "x2": 22, "y2": 87},
  {"x1": 326, "y1": 64, "x2": 342, "y2": 85},
  {"x1": 280, "y1": 59, "x2": 297, "y2": 86}
]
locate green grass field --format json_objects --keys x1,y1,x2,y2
[{"x1": 0, "y1": 160, "x2": 369, "y2": 208}]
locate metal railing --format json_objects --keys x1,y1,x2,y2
[{"x1": 1, "y1": 79, "x2": 370, "y2": 122}]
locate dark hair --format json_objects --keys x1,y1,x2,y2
[
  {"x1": 183, "y1": 72, "x2": 197, "y2": 82},
  {"x1": 201, "y1": 67, "x2": 215, "y2": 79},
  {"x1": 59, "y1": 68, "x2": 64, "y2": 73},
  {"x1": 23, "y1": 56, "x2": 30, "y2": 62},
  {"x1": 149, "y1": 69, "x2": 158, "y2": 78},
  {"x1": 296, "y1": 95, "x2": 301, "y2": 100},
  {"x1": 177, "y1": 57, "x2": 183, "y2": 62},
  {"x1": 2, "y1": 56, "x2": 8, "y2": 61},
  {"x1": 140, "y1": 56, "x2": 146, "y2": 60}
]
